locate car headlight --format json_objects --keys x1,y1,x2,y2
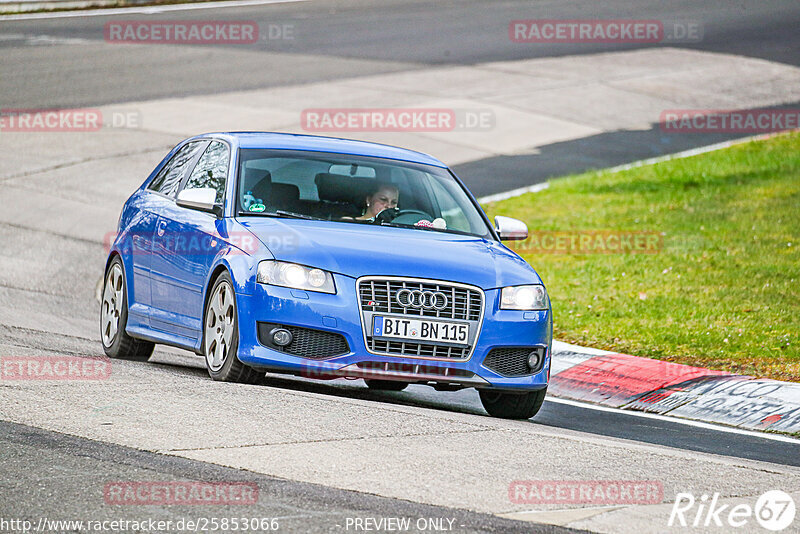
[
  {"x1": 500, "y1": 284, "x2": 548, "y2": 310},
  {"x1": 257, "y1": 260, "x2": 336, "y2": 294}
]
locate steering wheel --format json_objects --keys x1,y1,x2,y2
[{"x1": 375, "y1": 208, "x2": 432, "y2": 225}]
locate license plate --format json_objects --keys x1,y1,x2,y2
[{"x1": 372, "y1": 316, "x2": 469, "y2": 345}]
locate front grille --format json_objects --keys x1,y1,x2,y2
[
  {"x1": 369, "y1": 339, "x2": 470, "y2": 359},
  {"x1": 359, "y1": 279, "x2": 481, "y2": 321},
  {"x1": 355, "y1": 361, "x2": 474, "y2": 379},
  {"x1": 257, "y1": 322, "x2": 349, "y2": 359},
  {"x1": 358, "y1": 277, "x2": 484, "y2": 360},
  {"x1": 483, "y1": 347, "x2": 546, "y2": 377}
]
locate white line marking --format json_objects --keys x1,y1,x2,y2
[
  {"x1": 553, "y1": 339, "x2": 613, "y2": 357},
  {"x1": 602, "y1": 131, "x2": 788, "y2": 174},
  {"x1": 0, "y1": 0, "x2": 310, "y2": 21},
  {"x1": 498, "y1": 505, "x2": 623, "y2": 524},
  {"x1": 25, "y1": 34, "x2": 93, "y2": 45},
  {"x1": 546, "y1": 397, "x2": 800, "y2": 444},
  {"x1": 477, "y1": 182, "x2": 548, "y2": 204},
  {"x1": 476, "y1": 131, "x2": 792, "y2": 204}
]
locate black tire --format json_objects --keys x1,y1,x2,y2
[
  {"x1": 203, "y1": 272, "x2": 261, "y2": 384},
  {"x1": 100, "y1": 257, "x2": 154, "y2": 361},
  {"x1": 364, "y1": 379, "x2": 408, "y2": 391},
  {"x1": 479, "y1": 388, "x2": 547, "y2": 419}
]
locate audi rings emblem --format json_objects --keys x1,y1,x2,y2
[{"x1": 396, "y1": 289, "x2": 448, "y2": 310}]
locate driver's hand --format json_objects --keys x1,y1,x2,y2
[{"x1": 375, "y1": 207, "x2": 399, "y2": 223}]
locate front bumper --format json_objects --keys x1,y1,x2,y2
[{"x1": 236, "y1": 274, "x2": 551, "y2": 391}]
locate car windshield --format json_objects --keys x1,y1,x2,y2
[{"x1": 235, "y1": 149, "x2": 493, "y2": 239}]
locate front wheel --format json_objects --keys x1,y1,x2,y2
[
  {"x1": 203, "y1": 272, "x2": 262, "y2": 384},
  {"x1": 100, "y1": 257, "x2": 154, "y2": 361},
  {"x1": 479, "y1": 388, "x2": 547, "y2": 419}
]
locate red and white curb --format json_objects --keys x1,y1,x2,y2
[{"x1": 550, "y1": 340, "x2": 800, "y2": 435}]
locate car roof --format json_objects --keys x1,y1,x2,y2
[{"x1": 193, "y1": 132, "x2": 448, "y2": 168}]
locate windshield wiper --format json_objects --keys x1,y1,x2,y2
[
  {"x1": 375, "y1": 220, "x2": 482, "y2": 238},
  {"x1": 274, "y1": 210, "x2": 316, "y2": 220},
  {"x1": 238, "y1": 210, "x2": 321, "y2": 220}
]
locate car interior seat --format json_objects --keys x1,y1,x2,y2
[
  {"x1": 243, "y1": 168, "x2": 272, "y2": 208},
  {"x1": 270, "y1": 183, "x2": 301, "y2": 211},
  {"x1": 314, "y1": 173, "x2": 371, "y2": 219}
]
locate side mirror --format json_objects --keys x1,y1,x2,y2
[
  {"x1": 494, "y1": 215, "x2": 528, "y2": 241},
  {"x1": 176, "y1": 188, "x2": 222, "y2": 217}
]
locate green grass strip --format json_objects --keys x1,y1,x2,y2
[{"x1": 484, "y1": 132, "x2": 800, "y2": 381}]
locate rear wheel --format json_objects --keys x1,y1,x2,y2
[
  {"x1": 203, "y1": 272, "x2": 261, "y2": 384},
  {"x1": 479, "y1": 388, "x2": 547, "y2": 419},
  {"x1": 100, "y1": 257, "x2": 154, "y2": 361},
  {"x1": 364, "y1": 379, "x2": 408, "y2": 391}
]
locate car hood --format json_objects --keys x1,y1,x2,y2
[{"x1": 238, "y1": 218, "x2": 541, "y2": 289}]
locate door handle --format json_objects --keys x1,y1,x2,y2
[{"x1": 156, "y1": 220, "x2": 167, "y2": 237}]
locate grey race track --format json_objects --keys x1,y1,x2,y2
[{"x1": 1, "y1": 2, "x2": 800, "y2": 532}]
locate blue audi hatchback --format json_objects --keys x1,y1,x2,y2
[{"x1": 101, "y1": 132, "x2": 552, "y2": 419}]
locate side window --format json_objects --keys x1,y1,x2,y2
[
  {"x1": 428, "y1": 176, "x2": 471, "y2": 233},
  {"x1": 184, "y1": 141, "x2": 230, "y2": 204},
  {"x1": 148, "y1": 141, "x2": 205, "y2": 197}
]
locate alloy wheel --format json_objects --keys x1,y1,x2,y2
[
  {"x1": 101, "y1": 263, "x2": 124, "y2": 347},
  {"x1": 205, "y1": 281, "x2": 236, "y2": 371}
]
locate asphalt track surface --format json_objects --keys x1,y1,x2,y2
[
  {"x1": 2, "y1": 0, "x2": 800, "y2": 195},
  {"x1": 3, "y1": 0, "x2": 800, "y2": 106},
  {"x1": 1, "y1": 420, "x2": 580, "y2": 533},
  {"x1": 1, "y1": 1, "x2": 800, "y2": 532}
]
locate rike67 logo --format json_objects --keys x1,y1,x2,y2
[{"x1": 669, "y1": 490, "x2": 796, "y2": 531}]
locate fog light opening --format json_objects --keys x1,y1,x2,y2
[
  {"x1": 271, "y1": 328, "x2": 293, "y2": 347},
  {"x1": 527, "y1": 349, "x2": 542, "y2": 370}
]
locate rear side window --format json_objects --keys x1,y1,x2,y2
[
  {"x1": 148, "y1": 141, "x2": 206, "y2": 197},
  {"x1": 183, "y1": 141, "x2": 230, "y2": 204}
]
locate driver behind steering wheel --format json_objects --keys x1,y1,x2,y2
[
  {"x1": 342, "y1": 181, "x2": 444, "y2": 228},
  {"x1": 354, "y1": 182, "x2": 399, "y2": 222}
]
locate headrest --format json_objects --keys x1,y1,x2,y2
[
  {"x1": 315, "y1": 173, "x2": 372, "y2": 205},
  {"x1": 271, "y1": 183, "x2": 300, "y2": 202},
  {"x1": 245, "y1": 169, "x2": 271, "y2": 201},
  {"x1": 244, "y1": 168, "x2": 270, "y2": 188}
]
